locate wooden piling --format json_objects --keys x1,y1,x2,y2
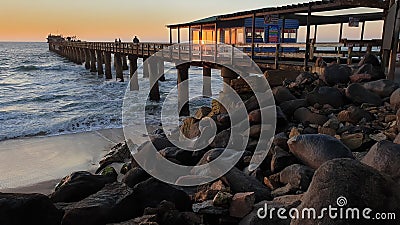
[
  {"x1": 89, "y1": 49, "x2": 97, "y2": 72},
  {"x1": 122, "y1": 55, "x2": 129, "y2": 70},
  {"x1": 143, "y1": 57, "x2": 150, "y2": 78},
  {"x1": 114, "y1": 53, "x2": 124, "y2": 82},
  {"x1": 221, "y1": 66, "x2": 238, "y2": 93},
  {"x1": 104, "y1": 52, "x2": 112, "y2": 79},
  {"x1": 84, "y1": 49, "x2": 91, "y2": 70},
  {"x1": 149, "y1": 57, "x2": 161, "y2": 101},
  {"x1": 176, "y1": 63, "x2": 190, "y2": 116},
  {"x1": 96, "y1": 50, "x2": 104, "y2": 75},
  {"x1": 203, "y1": 66, "x2": 212, "y2": 97},
  {"x1": 158, "y1": 60, "x2": 166, "y2": 81},
  {"x1": 128, "y1": 55, "x2": 139, "y2": 90}
]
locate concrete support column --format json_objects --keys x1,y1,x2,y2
[
  {"x1": 96, "y1": 50, "x2": 104, "y2": 75},
  {"x1": 143, "y1": 57, "x2": 150, "y2": 78},
  {"x1": 158, "y1": 60, "x2": 166, "y2": 81},
  {"x1": 176, "y1": 63, "x2": 190, "y2": 116},
  {"x1": 128, "y1": 55, "x2": 139, "y2": 90},
  {"x1": 221, "y1": 66, "x2": 238, "y2": 93},
  {"x1": 104, "y1": 52, "x2": 112, "y2": 79},
  {"x1": 149, "y1": 57, "x2": 161, "y2": 101},
  {"x1": 203, "y1": 66, "x2": 212, "y2": 97},
  {"x1": 122, "y1": 55, "x2": 129, "y2": 70},
  {"x1": 89, "y1": 49, "x2": 97, "y2": 72},
  {"x1": 84, "y1": 49, "x2": 91, "y2": 70},
  {"x1": 115, "y1": 53, "x2": 124, "y2": 82}
]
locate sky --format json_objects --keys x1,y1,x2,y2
[{"x1": 0, "y1": 0, "x2": 384, "y2": 42}]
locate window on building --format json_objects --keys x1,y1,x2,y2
[{"x1": 246, "y1": 28, "x2": 264, "y2": 40}]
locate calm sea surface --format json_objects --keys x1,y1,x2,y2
[{"x1": 0, "y1": 42, "x2": 222, "y2": 141}]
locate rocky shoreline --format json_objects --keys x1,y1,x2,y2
[{"x1": 1, "y1": 54, "x2": 400, "y2": 225}]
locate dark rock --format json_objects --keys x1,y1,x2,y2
[
  {"x1": 359, "y1": 53, "x2": 381, "y2": 67},
  {"x1": 270, "y1": 146, "x2": 297, "y2": 173},
  {"x1": 322, "y1": 64, "x2": 352, "y2": 85},
  {"x1": 272, "y1": 86, "x2": 297, "y2": 104},
  {"x1": 346, "y1": 83, "x2": 382, "y2": 106},
  {"x1": 180, "y1": 117, "x2": 200, "y2": 139},
  {"x1": 0, "y1": 193, "x2": 63, "y2": 225},
  {"x1": 362, "y1": 141, "x2": 400, "y2": 183},
  {"x1": 50, "y1": 171, "x2": 116, "y2": 203},
  {"x1": 133, "y1": 178, "x2": 192, "y2": 212},
  {"x1": 337, "y1": 106, "x2": 373, "y2": 124},
  {"x1": 96, "y1": 142, "x2": 132, "y2": 174},
  {"x1": 306, "y1": 86, "x2": 346, "y2": 108},
  {"x1": 120, "y1": 163, "x2": 132, "y2": 175},
  {"x1": 390, "y1": 88, "x2": 400, "y2": 110},
  {"x1": 62, "y1": 183, "x2": 139, "y2": 225},
  {"x1": 350, "y1": 73, "x2": 372, "y2": 83},
  {"x1": 288, "y1": 134, "x2": 354, "y2": 170},
  {"x1": 293, "y1": 107, "x2": 328, "y2": 126},
  {"x1": 295, "y1": 72, "x2": 317, "y2": 86},
  {"x1": 363, "y1": 79, "x2": 399, "y2": 98},
  {"x1": 291, "y1": 159, "x2": 400, "y2": 225},
  {"x1": 192, "y1": 200, "x2": 228, "y2": 215},
  {"x1": 223, "y1": 167, "x2": 272, "y2": 203},
  {"x1": 159, "y1": 147, "x2": 196, "y2": 166},
  {"x1": 240, "y1": 194, "x2": 303, "y2": 225},
  {"x1": 279, "y1": 99, "x2": 308, "y2": 118},
  {"x1": 272, "y1": 164, "x2": 313, "y2": 197},
  {"x1": 355, "y1": 63, "x2": 384, "y2": 80},
  {"x1": 273, "y1": 133, "x2": 289, "y2": 151},
  {"x1": 122, "y1": 167, "x2": 151, "y2": 188}
]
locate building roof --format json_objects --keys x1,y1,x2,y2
[{"x1": 167, "y1": 0, "x2": 389, "y2": 29}]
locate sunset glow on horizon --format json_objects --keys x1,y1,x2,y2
[{"x1": 1, "y1": 0, "x2": 384, "y2": 42}]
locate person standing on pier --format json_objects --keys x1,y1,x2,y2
[{"x1": 133, "y1": 36, "x2": 140, "y2": 44}]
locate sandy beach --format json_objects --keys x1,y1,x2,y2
[{"x1": 0, "y1": 128, "x2": 125, "y2": 194}]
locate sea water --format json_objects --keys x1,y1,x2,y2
[{"x1": 0, "y1": 42, "x2": 223, "y2": 141}]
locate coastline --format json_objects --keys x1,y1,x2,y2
[{"x1": 0, "y1": 128, "x2": 125, "y2": 194}]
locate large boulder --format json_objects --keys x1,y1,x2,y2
[
  {"x1": 293, "y1": 107, "x2": 328, "y2": 126},
  {"x1": 61, "y1": 183, "x2": 139, "y2": 225},
  {"x1": 306, "y1": 86, "x2": 346, "y2": 108},
  {"x1": 50, "y1": 171, "x2": 117, "y2": 203},
  {"x1": 223, "y1": 167, "x2": 272, "y2": 203},
  {"x1": 121, "y1": 167, "x2": 151, "y2": 188},
  {"x1": 96, "y1": 142, "x2": 132, "y2": 174},
  {"x1": 272, "y1": 164, "x2": 314, "y2": 197},
  {"x1": 345, "y1": 83, "x2": 382, "y2": 106},
  {"x1": 361, "y1": 141, "x2": 400, "y2": 183},
  {"x1": 390, "y1": 88, "x2": 400, "y2": 110},
  {"x1": 279, "y1": 99, "x2": 308, "y2": 118},
  {"x1": 291, "y1": 159, "x2": 400, "y2": 225},
  {"x1": 132, "y1": 178, "x2": 192, "y2": 212},
  {"x1": 363, "y1": 79, "x2": 399, "y2": 98},
  {"x1": 0, "y1": 193, "x2": 63, "y2": 225},
  {"x1": 322, "y1": 64, "x2": 352, "y2": 85},
  {"x1": 272, "y1": 86, "x2": 297, "y2": 104},
  {"x1": 288, "y1": 134, "x2": 354, "y2": 170}
]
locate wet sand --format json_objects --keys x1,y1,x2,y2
[{"x1": 0, "y1": 128, "x2": 124, "y2": 194}]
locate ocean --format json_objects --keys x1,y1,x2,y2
[{"x1": 0, "y1": 42, "x2": 223, "y2": 141}]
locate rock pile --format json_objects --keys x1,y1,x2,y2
[{"x1": 1, "y1": 55, "x2": 400, "y2": 225}]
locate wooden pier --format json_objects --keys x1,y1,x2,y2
[{"x1": 47, "y1": 0, "x2": 399, "y2": 116}]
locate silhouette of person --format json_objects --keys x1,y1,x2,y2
[
  {"x1": 133, "y1": 36, "x2": 140, "y2": 44},
  {"x1": 118, "y1": 38, "x2": 121, "y2": 43}
]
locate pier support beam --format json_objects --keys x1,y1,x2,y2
[
  {"x1": 158, "y1": 60, "x2": 166, "y2": 81},
  {"x1": 122, "y1": 55, "x2": 129, "y2": 70},
  {"x1": 203, "y1": 66, "x2": 212, "y2": 97},
  {"x1": 104, "y1": 52, "x2": 112, "y2": 79},
  {"x1": 176, "y1": 63, "x2": 190, "y2": 116},
  {"x1": 96, "y1": 50, "x2": 104, "y2": 76},
  {"x1": 115, "y1": 53, "x2": 124, "y2": 82},
  {"x1": 84, "y1": 49, "x2": 91, "y2": 70},
  {"x1": 149, "y1": 57, "x2": 161, "y2": 101},
  {"x1": 128, "y1": 55, "x2": 139, "y2": 90},
  {"x1": 89, "y1": 50, "x2": 97, "y2": 72},
  {"x1": 221, "y1": 66, "x2": 238, "y2": 93},
  {"x1": 143, "y1": 57, "x2": 150, "y2": 78}
]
